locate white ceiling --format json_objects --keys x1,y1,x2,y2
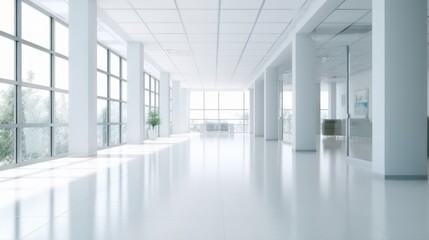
[{"x1": 99, "y1": 0, "x2": 307, "y2": 89}]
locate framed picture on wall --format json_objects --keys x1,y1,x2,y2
[{"x1": 354, "y1": 89, "x2": 369, "y2": 116}]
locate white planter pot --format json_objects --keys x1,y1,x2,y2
[{"x1": 148, "y1": 128, "x2": 158, "y2": 140}]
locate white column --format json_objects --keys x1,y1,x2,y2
[
  {"x1": 159, "y1": 72, "x2": 170, "y2": 137},
  {"x1": 179, "y1": 88, "x2": 189, "y2": 133},
  {"x1": 373, "y1": 0, "x2": 427, "y2": 178},
  {"x1": 171, "y1": 81, "x2": 181, "y2": 134},
  {"x1": 264, "y1": 67, "x2": 279, "y2": 140},
  {"x1": 69, "y1": 0, "x2": 97, "y2": 156},
  {"x1": 127, "y1": 42, "x2": 145, "y2": 144},
  {"x1": 328, "y1": 83, "x2": 336, "y2": 119},
  {"x1": 292, "y1": 34, "x2": 317, "y2": 151},
  {"x1": 253, "y1": 79, "x2": 264, "y2": 137},
  {"x1": 249, "y1": 89, "x2": 254, "y2": 134}
]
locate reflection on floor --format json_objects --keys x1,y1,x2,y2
[
  {"x1": 0, "y1": 133, "x2": 429, "y2": 240},
  {"x1": 348, "y1": 137, "x2": 372, "y2": 161}
]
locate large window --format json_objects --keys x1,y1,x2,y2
[
  {"x1": 0, "y1": 1, "x2": 69, "y2": 166},
  {"x1": 97, "y1": 44, "x2": 127, "y2": 148},
  {"x1": 144, "y1": 73, "x2": 160, "y2": 138},
  {"x1": 189, "y1": 91, "x2": 249, "y2": 133}
]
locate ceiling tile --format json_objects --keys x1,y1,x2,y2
[
  {"x1": 104, "y1": 10, "x2": 141, "y2": 22},
  {"x1": 128, "y1": 0, "x2": 176, "y2": 9},
  {"x1": 129, "y1": 33, "x2": 155, "y2": 42},
  {"x1": 263, "y1": 0, "x2": 306, "y2": 9},
  {"x1": 253, "y1": 23, "x2": 288, "y2": 33},
  {"x1": 188, "y1": 34, "x2": 217, "y2": 42},
  {"x1": 176, "y1": 0, "x2": 219, "y2": 9},
  {"x1": 218, "y1": 42, "x2": 245, "y2": 50},
  {"x1": 136, "y1": 10, "x2": 181, "y2": 23},
  {"x1": 220, "y1": 10, "x2": 258, "y2": 22},
  {"x1": 118, "y1": 23, "x2": 150, "y2": 33},
  {"x1": 184, "y1": 23, "x2": 218, "y2": 33},
  {"x1": 338, "y1": 0, "x2": 371, "y2": 10},
  {"x1": 180, "y1": 10, "x2": 218, "y2": 22},
  {"x1": 146, "y1": 23, "x2": 185, "y2": 33},
  {"x1": 219, "y1": 33, "x2": 249, "y2": 43},
  {"x1": 220, "y1": 23, "x2": 254, "y2": 34},
  {"x1": 221, "y1": 0, "x2": 263, "y2": 9},
  {"x1": 258, "y1": 10, "x2": 296, "y2": 22},
  {"x1": 245, "y1": 42, "x2": 273, "y2": 50},
  {"x1": 98, "y1": 0, "x2": 133, "y2": 9},
  {"x1": 324, "y1": 10, "x2": 369, "y2": 23},
  {"x1": 248, "y1": 33, "x2": 279, "y2": 42},
  {"x1": 162, "y1": 42, "x2": 191, "y2": 50},
  {"x1": 155, "y1": 34, "x2": 188, "y2": 43}
]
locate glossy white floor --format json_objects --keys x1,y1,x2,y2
[{"x1": 1, "y1": 134, "x2": 429, "y2": 240}]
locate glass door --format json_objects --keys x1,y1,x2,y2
[{"x1": 346, "y1": 33, "x2": 372, "y2": 161}]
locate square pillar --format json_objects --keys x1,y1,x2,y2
[
  {"x1": 253, "y1": 79, "x2": 264, "y2": 137},
  {"x1": 159, "y1": 72, "x2": 170, "y2": 137},
  {"x1": 171, "y1": 81, "x2": 181, "y2": 134},
  {"x1": 69, "y1": 0, "x2": 97, "y2": 156},
  {"x1": 179, "y1": 88, "x2": 189, "y2": 133},
  {"x1": 264, "y1": 67, "x2": 279, "y2": 140},
  {"x1": 127, "y1": 42, "x2": 145, "y2": 144},
  {"x1": 292, "y1": 34, "x2": 317, "y2": 151},
  {"x1": 328, "y1": 83, "x2": 336, "y2": 119},
  {"x1": 249, "y1": 89, "x2": 254, "y2": 134},
  {"x1": 372, "y1": 0, "x2": 427, "y2": 178}
]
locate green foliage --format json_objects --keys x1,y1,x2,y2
[
  {"x1": 146, "y1": 111, "x2": 161, "y2": 130},
  {"x1": 0, "y1": 84, "x2": 15, "y2": 165}
]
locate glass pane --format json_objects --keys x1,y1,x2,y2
[
  {"x1": 55, "y1": 21, "x2": 68, "y2": 56},
  {"x1": 21, "y1": 127, "x2": 50, "y2": 161},
  {"x1": 145, "y1": 74, "x2": 150, "y2": 89},
  {"x1": 0, "y1": 128, "x2": 15, "y2": 166},
  {"x1": 190, "y1": 110, "x2": 203, "y2": 119},
  {"x1": 55, "y1": 92, "x2": 68, "y2": 123},
  {"x1": 244, "y1": 91, "x2": 249, "y2": 109},
  {"x1": 97, "y1": 45, "x2": 107, "y2": 72},
  {"x1": 155, "y1": 94, "x2": 159, "y2": 107},
  {"x1": 97, "y1": 73, "x2": 108, "y2": 97},
  {"x1": 219, "y1": 91, "x2": 243, "y2": 109},
  {"x1": 122, "y1": 60, "x2": 127, "y2": 79},
  {"x1": 21, "y1": 87, "x2": 50, "y2": 124},
  {"x1": 204, "y1": 92, "x2": 218, "y2": 109},
  {"x1": 0, "y1": 0, "x2": 15, "y2": 35},
  {"x1": 109, "y1": 125, "x2": 120, "y2": 145},
  {"x1": 205, "y1": 110, "x2": 218, "y2": 119},
  {"x1": 150, "y1": 92, "x2": 155, "y2": 107},
  {"x1": 122, "y1": 82, "x2": 127, "y2": 101},
  {"x1": 110, "y1": 77, "x2": 120, "y2": 100},
  {"x1": 22, "y1": 3, "x2": 51, "y2": 49},
  {"x1": 97, "y1": 99, "x2": 108, "y2": 123},
  {"x1": 0, "y1": 37, "x2": 15, "y2": 80},
  {"x1": 110, "y1": 101, "x2": 120, "y2": 123},
  {"x1": 219, "y1": 110, "x2": 243, "y2": 119},
  {"x1": 97, "y1": 125, "x2": 108, "y2": 148},
  {"x1": 121, "y1": 103, "x2": 127, "y2": 123},
  {"x1": 54, "y1": 127, "x2": 68, "y2": 155},
  {"x1": 22, "y1": 44, "x2": 51, "y2": 86},
  {"x1": 150, "y1": 77, "x2": 155, "y2": 91},
  {"x1": 0, "y1": 83, "x2": 15, "y2": 124},
  {"x1": 320, "y1": 91, "x2": 328, "y2": 110},
  {"x1": 110, "y1": 53, "x2": 120, "y2": 77},
  {"x1": 55, "y1": 57, "x2": 69, "y2": 90},
  {"x1": 145, "y1": 90, "x2": 150, "y2": 106},
  {"x1": 190, "y1": 91, "x2": 204, "y2": 109},
  {"x1": 121, "y1": 124, "x2": 127, "y2": 143}
]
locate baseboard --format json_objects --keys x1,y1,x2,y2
[{"x1": 385, "y1": 175, "x2": 428, "y2": 180}]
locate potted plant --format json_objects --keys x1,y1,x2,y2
[{"x1": 146, "y1": 111, "x2": 160, "y2": 140}]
